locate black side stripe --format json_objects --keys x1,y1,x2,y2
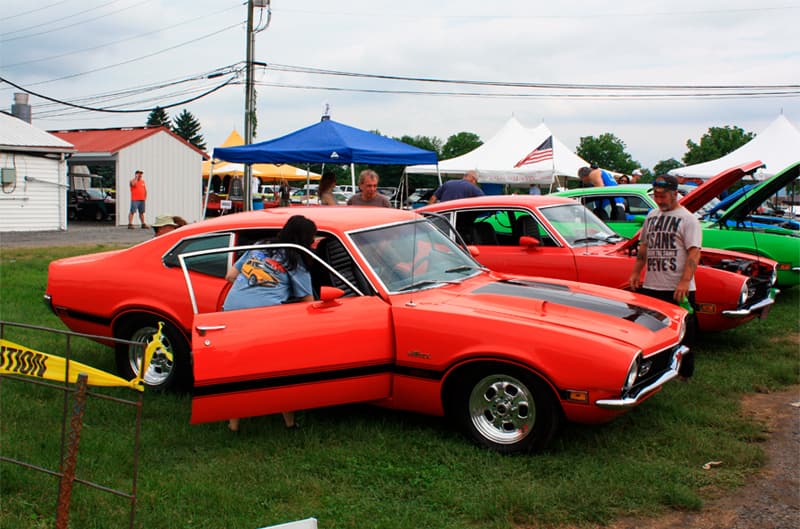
[
  {"x1": 193, "y1": 363, "x2": 444, "y2": 398},
  {"x1": 59, "y1": 308, "x2": 112, "y2": 327}
]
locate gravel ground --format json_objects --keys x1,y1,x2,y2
[
  {"x1": 1, "y1": 221, "x2": 154, "y2": 248},
  {"x1": 3, "y1": 223, "x2": 799, "y2": 529},
  {"x1": 595, "y1": 386, "x2": 800, "y2": 529}
]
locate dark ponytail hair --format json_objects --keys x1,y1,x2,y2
[{"x1": 275, "y1": 215, "x2": 317, "y2": 270}]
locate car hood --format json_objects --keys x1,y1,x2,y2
[
  {"x1": 718, "y1": 161, "x2": 800, "y2": 225},
  {"x1": 679, "y1": 160, "x2": 765, "y2": 214},
  {"x1": 446, "y1": 278, "x2": 673, "y2": 337}
]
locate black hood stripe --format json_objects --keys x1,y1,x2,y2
[{"x1": 474, "y1": 280, "x2": 670, "y2": 331}]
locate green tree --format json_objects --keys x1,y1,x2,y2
[
  {"x1": 146, "y1": 107, "x2": 171, "y2": 128},
  {"x1": 682, "y1": 125, "x2": 754, "y2": 165},
  {"x1": 576, "y1": 133, "x2": 640, "y2": 174},
  {"x1": 441, "y1": 132, "x2": 482, "y2": 160},
  {"x1": 653, "y1": 158, "x2": 682, "y2": 177},
  {"x1": 396, "y1": 135, "x2": 443, "y2": 155},
  {"x1": 172, "y1": 109, "x2": 206, "y2": 151}
]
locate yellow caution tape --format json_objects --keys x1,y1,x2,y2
[
  {"x1": 0, "y1": 338, "x2": 143, "y2": 392},
  {"x1": 134, "y1": 321, "x2": 171, "y2": 389}
]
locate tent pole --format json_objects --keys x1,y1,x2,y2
[
  {"x1": 306, "y1": 164, "x2": 313, "y2": 206},
  {"x1": 203, "y1": 162, "x2": 215, "y2": 218},
  {"x1": 350, "y1": 163, "x2": 356, "y2": 190}
]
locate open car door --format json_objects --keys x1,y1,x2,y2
[{"x1": 179, "y1": 244, "x2": 395, "y2": 424}]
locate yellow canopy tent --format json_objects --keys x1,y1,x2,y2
[{"x1": 203, "y1": 131, "x2": 320, "y2": 182}]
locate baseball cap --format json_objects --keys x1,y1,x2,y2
[
  {"x1": 632, "y1": 169, "x2": 642, "y2": 176},
  {"x1": 652, "y1": 175, "x2": 678, "y2": 191}
]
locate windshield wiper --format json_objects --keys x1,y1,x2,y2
[
  {"x1": 445, "y1": 264, "x2": 486, "y2": 274},
  {"x1": 572, "y1": 235, "x2": 613, "y2": 245},
  {"x1": 397, "y1": 279, "x2": 461, "y2": 292}
]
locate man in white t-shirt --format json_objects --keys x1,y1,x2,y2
[{"x1": 629, "y1": 174, "x2": 701, "y2": 378}]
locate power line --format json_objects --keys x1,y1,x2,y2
[
  {"x1": 0, "y1": 74, "x2": 238, "y2": 113},
  {"x1": 2, "y1": 4, "x2": 244, "y2": 69},
  {"x1": 266, "y1": 63, "x2": 799, "y2": 92},
  {"x1": 0, "y1": 0, "x2": 72, "y2": 22},
  {"x1": 9, "y1": 22, "x2": 243, "y2": 88},
  {"x1": 1, "y1": 0, "x2": 151, "y2": 42},
  {"x1": 254, "y1": 80, "x2": 800, "y2": 100}
]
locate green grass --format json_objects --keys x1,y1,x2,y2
[{"x1": 1, "y1": 246, "x2": 798, "y2": 529}]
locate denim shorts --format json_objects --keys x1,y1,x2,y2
[{"x1": 129, "y1": 200, "x2": 146, "y2": 214}]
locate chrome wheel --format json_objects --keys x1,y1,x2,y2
[
  {"x1": 127, "y1": 325, "x2": 175, "y2": 388},
  {"x1": 468, "y1": 373, "x2": 536, "y2": 446}
]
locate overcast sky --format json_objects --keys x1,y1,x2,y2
[{"x1": 2, "y1": 0, "x2": 798, "y2": 170}]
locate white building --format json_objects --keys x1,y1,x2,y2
[
  {"x1": 0, "y1": 112, "x2": 75, "y2": 232},
  {"x1": 51, "y1": 126, "x2": 207, "y2": 226}
]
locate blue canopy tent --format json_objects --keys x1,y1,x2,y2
[
  {"x1": 214, "y1": 117, "x2": 438, "y2": 166},
  {"x1": 212, "y1": 117, "x2": 438, "y2": 210}
]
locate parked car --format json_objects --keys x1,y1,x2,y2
[
  {"x1": 45, "y1": 207, "x2": 689, "y2": 453},
  {"x1": 420, "y1": 194, "x2": 778, "y2": 333},
  {"x1": 405, "y1": 187, "x2": 435, "y2": 209},
  {"x1": 555, "y1": 161, "x2": 800, "y2": 287},
  {"x1": 67, "y1": 188, "x2": 116, "y2": 221},
  {"x1": 289, "y1": 188, "x2": 317, "y2": 204}
]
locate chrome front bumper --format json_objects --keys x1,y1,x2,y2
[
  {"x1": 722, "y1": 288, "x2": 779, "y2": 318},
  {"x1": 596, "y1": 345, "x2": 689, "y2": 410}
]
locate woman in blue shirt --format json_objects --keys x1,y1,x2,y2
[{"x1": 223, "y1": 215, "x2": 317, "y2": 431}]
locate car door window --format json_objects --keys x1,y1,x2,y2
[
  {"x1": 163, "y1": 233, "x2": 234, "y2": 277},
  {"x1": 626, "y1": 195, "x2": 652, "y2": 216},
  {"x1": 452, "y1": 209, "x2": 556, "y2": 247}
]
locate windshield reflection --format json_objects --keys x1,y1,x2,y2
[
  {"x1": 350, "y1": 220, "x2": 481, "y2": 292},
  {"x1": 540, "y1": 203, "x2": 621, "y2": 246}
]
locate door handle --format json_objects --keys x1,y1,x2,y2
[{"x1": 196, "y1": 324, "x2": 226, "y2": 336}]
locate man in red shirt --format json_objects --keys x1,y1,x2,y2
[{"x1": 128, "y1": 170, "x2": 148, "y2": 228}]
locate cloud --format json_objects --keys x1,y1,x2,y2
[{"x1": 2, "y1": 0, "x2": 797, "y2": 170}]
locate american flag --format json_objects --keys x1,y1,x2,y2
[{"x1": 514, "y1": 136, "x2": 553, "y2": 168}]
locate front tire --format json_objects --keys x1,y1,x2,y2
[
  {"x1": 455, "y1": 367, "x2": 560, "y2": 454},
  {"x1": 114, "y1": 316, "x2": 191, "y2": 391}
]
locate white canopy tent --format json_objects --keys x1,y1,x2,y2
[
  {"x1": 406, "y1": 116, "x2": 589, "y2": 185},
  {"x1": 669, "y1": 114, "x2": 800, "y2": 180}
]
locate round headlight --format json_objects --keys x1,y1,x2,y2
[
  {"x1": 623, "y1": 354, "x2": 641, "y2": 392},
  {"x1": 738, "y1": 282, "x2": 750, "y2": 306},
  {"x1": 678, "y1": 319, "x2": 687, "y2": 343}
]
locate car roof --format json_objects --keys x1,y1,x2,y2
[
  {"x1": 179, "y1": 206, "x2": 420, "y2": 236},
  {"x1": 420, "y1": 194, "x2": 576, "y2": 211},
  {"x1": 555, "y1": 184, "x2": 651, "y2": 196}
]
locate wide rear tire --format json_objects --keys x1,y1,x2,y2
[{"x1": 114, "y1": 316, "x2": 191, "y2": 391}]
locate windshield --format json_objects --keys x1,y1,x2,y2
[
  {"x1": 349, "y1": 219, "x2": 482, "y2": 292},
  {"x1": 539, "y1": 203, "x2": 621, "y2": 246}
]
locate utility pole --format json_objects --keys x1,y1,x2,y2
[
  {"x1": 242, "y1": 0, "x2": 270, "y2": 211},
  {"x1": 242, "y1": 0, "x2": 256, "y2": 211}
]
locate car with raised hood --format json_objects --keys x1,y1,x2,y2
[
  {"x1": 555, "y1": 161, "x2": 800, "y2": 287},
  {"x1": 420, "y1": 190, "x2": 779, "y2": 333},
  {"x1": 45, "y1": 207, "x2": 688, "y2": 453}
]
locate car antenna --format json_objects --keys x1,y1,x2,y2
[{"x1": 406, "y1": 218, "x2": 420, "y2": 307}]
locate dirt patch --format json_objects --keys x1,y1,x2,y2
[{"x1": 582, "y1": 386, "x2": 800, "y2": 529}]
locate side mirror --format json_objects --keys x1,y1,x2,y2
[
  {"x1": 318, "y1": 286, "x2": 345, "y2": 303},
  {"x1": 519, "y1": 236, "x2": 541, "y2": 248}
]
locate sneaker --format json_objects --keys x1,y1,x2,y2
[
  {"x1": 141, "y1": 224, "x2": 149, "y2": 229},
  {"x1": 127, "y1": 224, "x2": 134, "y2": 229}
]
